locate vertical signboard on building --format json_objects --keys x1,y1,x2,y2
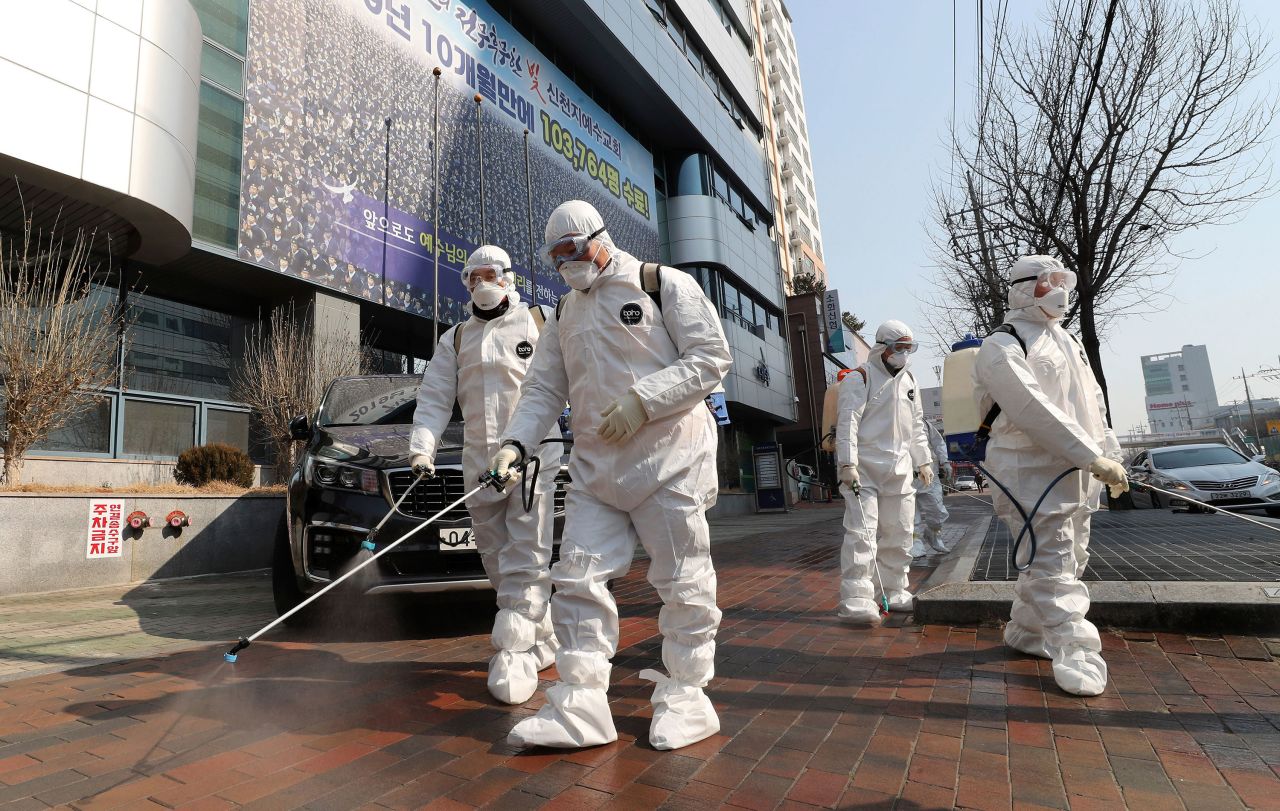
[
  {"x1": 823, "y1": 289, "x2": 844, "y2": 352},
  {"x1": 238, "y1": 0, "x2": 659, "y2": 325},
  {"x1": 86, "y1": 499, "x2": 124, "y2": 559}
]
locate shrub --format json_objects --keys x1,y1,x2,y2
[{"x1": 174, "y1": 443, "x2": 255, "y2": 488}]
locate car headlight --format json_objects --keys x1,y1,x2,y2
[
  {"x1": 1261, "y1": 471, "x2": 1279, "y2": 487},
  {"x1": 307, "y1": 457, "x2": 380, "y2": 495},
  {"x1": 1155, "y1": 476, "x2": 1190, "y2": 491}
]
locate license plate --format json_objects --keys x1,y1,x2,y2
[
  {"x1": 438, "y1": 526, "x2": 476, "y2": 552},
  {"x1": 1209, "y1": 490, "x2": 1250, "y2": 500}
]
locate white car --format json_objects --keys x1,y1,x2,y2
[
  {"x1": 1128, "y1": 443, "x2": 1280, "y2": 516},
  {"x1": 954, "y1": 475, "x2": 977, "y2": 491}
]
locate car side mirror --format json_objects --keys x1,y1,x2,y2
[
  {"x1": 1252, "y1": 454, "x2": 1265, "y2": 463},
  {"x1": 288, "y1": 414, "x2": 312, "y2": 441}
]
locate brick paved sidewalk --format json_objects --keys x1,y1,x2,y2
[{"x1": 2, "y1": 511, "x2": 1279, "y2": 809}]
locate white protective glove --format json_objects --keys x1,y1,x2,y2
[
  {"x1": 916, "y1": 464, "x2": 935, "y2": 489},
  {"x1": 598, "y1": 391, "x2": 649, "y2": 444},
  {"x1": 410, "y1": 454, "x2": 435, "y2": 478},
  {"x1": 490, "y1": 445, "x2": 522, "y2": 485},
  {"x1": 1088, "y1": 456, "x2": 1129, "y2": 499},
  {"x1": 838, "y1": 465, "x2": 859, "y2": 489}
]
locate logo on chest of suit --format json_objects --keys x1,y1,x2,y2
[
  {"x1": 515, "y1": 341, "x2": 534, "y2": 359},
  {"x1": 907, "y1": 388, "x2": 916, "y2": 401},
  {"x1": 619, "y1": 302, "x2": 644, "y2": 326}
]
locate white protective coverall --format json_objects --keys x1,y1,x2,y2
[
  {"x1": 835, "y1": 322, "x2": 932, "y2": 624},
  {"x1": 410, "y1": 246, "x2": 560, "y2": 705},
  {"x1": 973, "y1": 256, "x2": 1123, "y2": 697},
  {"x1": 500, "y1": 201, "x2": 732, "y2": 750},
  {"x1": 912, "y1": 421, "x2": 951, "y2": 555}
]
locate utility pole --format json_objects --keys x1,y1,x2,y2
[{"x1": 1234, "y1": 368, "x2": 1263, "y2": 445}]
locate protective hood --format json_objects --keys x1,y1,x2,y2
[
  {"x1": 543, "y1": 200, "x2": 631, "y2": 287},
  {"x1": 544, "y1": 200, "x2": 618, "y2": 251},
  {"x1": 871, "y1": 319, "x2": 914, "y2": 371},
  {"x1": 874, "y1": 319, "x2": 912, "y2": 347},
  {"x1": 464, "y1": 244, "x2": 518, "y2": 315},
  {"x1": 1006, "y1": 255, "x2": 1064, "y2": 324}
]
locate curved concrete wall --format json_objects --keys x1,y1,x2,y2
[
  {"x1": 664, "y1": 194, "x2": 795, "y2": 423},
  {"x1": 0, "y1": 0, "x2": 201, "y2": 263}
]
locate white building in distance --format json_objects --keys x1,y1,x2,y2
[{"x1": 1142, "y1": 345, "x2": 1220, "y2": 434}]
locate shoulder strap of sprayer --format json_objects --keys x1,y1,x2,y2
[
  {"x1": 976, "y1": 323, "x2": 1027, "y2": 441},
  {"x1": 554, "y1": 264, "x2": 664, "y2": 321},
  {"x1": 530, "y1": 304, "x2": 547, "y2": 331},
  {"x1": 451, "y1": 322, "x2": 466, "y2": 355}
]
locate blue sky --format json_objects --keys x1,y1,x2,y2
[{"x1": 790, "y1": 1, "x2": 1280, "y2": 433}]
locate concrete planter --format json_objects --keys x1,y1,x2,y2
[{"x1": 1, "y1": 493, "x2": 285, "y2": 596}]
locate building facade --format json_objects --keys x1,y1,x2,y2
[
  {"x1": 1141, "y1": 345, "x2": 1220, "y2": 434},
  {"x1": 1, "y1": 0, "x2": 796, "y2": 503},
  {"x1": 746, "y1": 0, "x2": 826, "y2": 291}
]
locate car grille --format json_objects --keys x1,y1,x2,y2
[
  {"x1": 1188, "y1": 476, "x2": 1257, "y2": 491},
  {"x1": 387, "y1": 468, "x2": 470, "y2": 521}
]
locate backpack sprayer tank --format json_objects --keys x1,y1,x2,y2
[{"x1": 942, "y1": 334, "x2": 984, "y2": 462}]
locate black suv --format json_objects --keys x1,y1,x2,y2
[{"x1": 273, "y1": 374, "x2": 567, "y2": 619}]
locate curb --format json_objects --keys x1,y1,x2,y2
[{"x1": 914, "y1": 512, "x2": 1280, "y2": 634}]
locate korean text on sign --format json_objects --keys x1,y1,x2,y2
[{"x1": 86, "y1": 499, "x2": 125, "y2": 559}]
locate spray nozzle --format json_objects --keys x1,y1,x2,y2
[
  {"x1": 879, "y1": 597, "x2": 890, "y2": 617},
  {"x1": 224, "y1": 637, "x2": 250, "y2": 663},
  {"x1": 360, "y1": 539, "x2": 376, "y2": 552}
]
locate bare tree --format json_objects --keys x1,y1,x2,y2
[
  {"x1": 0, "y1": 223, "x2": 124, "y2": 485},
  {"x1": 932, "y1": 0, "x2": 1275, "y2": 412},
  {"x1": 232, "y1": 303, "x2": 365, "y2": 479}
]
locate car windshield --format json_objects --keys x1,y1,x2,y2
[
  {"x1": 317, "y1": 376, "x2": 420, "y2": 427},
  {"x1": 1151, "y1": 446, "x2": 1247, "y2": 470}
]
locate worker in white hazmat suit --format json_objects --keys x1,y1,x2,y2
[
  {"x1": 911, "y1": 420, "x2": 951, "y2": 555},
  {"x1": 835, "y1": 320, "x2": 934, "y2": 625},
  {"x1": 490, "y1": 200, "x2": 732, "y2": 750},
  {"x1": 973, "y1": 255, "x2": 1127, "y2": 697},
  {"x1": 410, "y1": 245, "x2": 559, "y2": 705}
]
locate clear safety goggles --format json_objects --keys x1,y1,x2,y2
[
  {"x1": 539, "y1": 226, "x2": 606, "y2": 267},
  {"x1": 460, "y1": 263, "x2": 506, "y2": 290},
  {"x1": 1012, "y1": 268, "x2": 1077, "y2": 294},
  {"x1": 886, "y1": 338, "x2": 919, "y2": 354}
]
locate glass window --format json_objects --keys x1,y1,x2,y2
[
  {"x1": 201, "y1": 42, "x2": 243, "y2": 94},
  {"x1": 710, "y1": 164, "x2": 727, "y2": 201},
  {"x1": 189, "y1": 0, "x2": 249, "y2": 55},
  {"x1": 26, "y1": 395, "x2": 114, "y2": 455},
  {"x1": 206, "y1": 408, "x2": 251, "y2": 453},
  {"x1": 123, "y1": 400, "x2": 197, "y2": 458},
  {"x1": 193, "y1": 83, "x2": 244, "y2": 248},
  {"x1": 667, "y1": 17, "x2": 684, "y2": 52},
  {"x1": 644, "y1": 0, "x2": 664, "y2": 23},
  {"x1": 125, "y1": 293, "x2": 242, "y2": 400}
]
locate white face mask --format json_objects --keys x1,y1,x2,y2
[
  {"x1": 1037, "y1": 287, "x2": 1069, "y2": 319},
  {"x1": 558, "y1": 260, "x2": 598, "y2": 291},
  {"x1": 885, "y1": 351, "x2": 907, "y2": 370},
  {"x1": 470, "y1": 280, "x2": 507, "y2": 310}
]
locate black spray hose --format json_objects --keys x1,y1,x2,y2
[
  {"x1": 972, "y1": 462, "x2": 1079, "y2": 572},
  {"x1": 520, "y1": 437, "x2": 574, "y2": 513}
]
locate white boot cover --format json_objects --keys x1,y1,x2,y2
[
  {"x1": 838, "y1": 597, "x2": 883, "y2": 626},
  {"x1": 488, "y1": 608, "x2": 540, "y2": 705},
  {"x1": 1052, "y1": 646, "x2": 1108, "y2": 696},
  {"x1": 885, "y1": 590, "x2": 914, "y2": 613},
  {"x1": 489, "y1": 650, "x2": 541, "y2": 705},
  {"x1": 507, "y1": 651, "x2": 616, "y2": 749},
  {"x1": 1003, "y1": 620, "x2": 1052, "y2": 659},
  {"x1": 925, "y1": 526, "x2": 949, "y2": 553},
  {"x1": 640, "y1": 669, "x2": 720, "y2": 751},
  {"x1": 530, "y1": 610, "x2": 559, "y2": 671}
]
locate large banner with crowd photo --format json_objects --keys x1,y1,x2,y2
[{"x1": 237, "y1": 0, "x2": 659, "y2": 325}]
